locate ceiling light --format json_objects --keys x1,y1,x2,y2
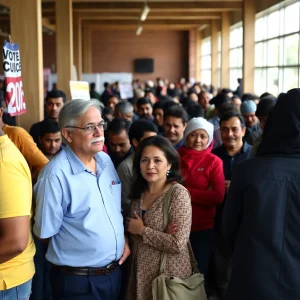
[
  {"x1": 140, "y1": 3, "x2": 150, "y2": 21},
  {"x1": 136, "y1": 25, "x2": 143, "y2": 36}
]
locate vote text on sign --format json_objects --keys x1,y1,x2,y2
[{"x1": 2, "y1": 41, "x2": 26, "y2": 116}]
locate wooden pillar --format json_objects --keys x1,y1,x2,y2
[
  {"x1": 73, "y1": 13, "x2": 82, "y2": 80},
  {"x1": 196, "y1": 30, "x2": 202, "y2": 82},
  {"x1": 211, "y1": 20, "x2": 218, "y2": 88},
  {"x1": 221, "y1": 12, "x2": 230, "y2": 88},
  {"x1": 82, "y1": 26, "x2": 92, "y2": 73},
  {"x1": 56, "y1": 0, "x2": 73, "y2": 100},
  {"x1": 188, "y1": 28, "x2": 197, "y2": 82},
  {"x1": 243, "y1": 0, "x2": 255, "y2": 93},
  {"x1": 10, "y1": 0, "x2": 43, "y2": 131}
]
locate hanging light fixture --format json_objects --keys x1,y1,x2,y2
[
  {"x1": 136, "y1": 25, "x2": 143, "y2": 36},
  {"x1": 140, "y1": 2, "x2": 150, "y2": 21}
]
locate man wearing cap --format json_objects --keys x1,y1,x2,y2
[{"x1": 240, "y1": 100, "x2": 260, "y2": 144}]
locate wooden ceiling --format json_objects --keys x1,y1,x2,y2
[{"x1": 0, "y1": 0, "x2": 243, "y2": 32}]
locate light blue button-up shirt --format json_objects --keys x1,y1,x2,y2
[{"x1": 33, "y1": 145, "x2": 125, "y2": 267}]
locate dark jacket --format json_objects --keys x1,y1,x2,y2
[
  {"x1": 212, "y1": 141, "x2": 252, "y2": 232},
  {"x1": 222, "y1": 89, "x2": 300, "y2": 300}
]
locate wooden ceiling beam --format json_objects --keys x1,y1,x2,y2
[
  {"x1": 79, "y1": 11, "x2": 222, "y2": 20},
  {"x1": 85, "y1": 24, "x2": 199, "y2": 30},
  {"x1": 83, "y1": 19, "x2": 211, "y2": 26},
  {"x1": 42, "y1": 1, "x2": 242, "y2": 12},
  {"x1": 74, "y1": 1, "x2": 242, "y2": 10}
]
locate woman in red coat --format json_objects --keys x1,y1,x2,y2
[{"x1": 178, "y1": 117, "x2": 225, "y2": 280}]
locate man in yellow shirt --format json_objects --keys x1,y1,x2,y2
[{"x1": 0, "y1": 128, "x2": 36, "y2": 298}]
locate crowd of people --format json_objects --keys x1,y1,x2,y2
[{"x1": 0, "y1": 76, "x2": 300, "y2": 300}]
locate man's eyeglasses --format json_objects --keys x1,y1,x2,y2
[{"x1": 65, "y1": 122, "x2": 107, "y2": 134}]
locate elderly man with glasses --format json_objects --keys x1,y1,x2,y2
[{"x1": 33, "y1": 99, "x2": 130, "y2": 300}]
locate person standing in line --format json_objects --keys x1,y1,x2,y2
[{"x1": 34, "y1": 99, "x2": 130, "y2": 300}]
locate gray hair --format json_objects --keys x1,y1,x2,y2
[
  {"x1": 115, "y1": 101, "x2": 133, "y2": 115},
  {"x1": 58, "y1": 99, "x2": 102, "y2": 129}
]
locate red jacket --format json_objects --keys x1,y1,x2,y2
[{"x1": 178, "y1": 144, "x2": 225, "y2": 232}]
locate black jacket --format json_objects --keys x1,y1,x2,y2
[{"x1": 222, "y1": 89, "x2": 300, "y2": 300}]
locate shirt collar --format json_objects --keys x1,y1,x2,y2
[
  {"x1": 174, "y1": 138, "x2": 184, "y2": 150},
  {"x1": 221, "y1": 141, "x2": 250, "y2": 156},
  {"x1": 65, "y1": 145, "x2": 107, "y2": 175}
]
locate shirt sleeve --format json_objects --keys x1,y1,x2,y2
[
  {"x1": 33, "y1": 174, "x2": 64, "y2": 239},
  {"x1": 15, "y1": 127, "x2": 49, "y2": 172},
  {"x1": 142, "y1": 186, "x2": 192, "y2": 254},
  {"x1": 0, "y1": 161, "x2": 32, "y2": 219}
]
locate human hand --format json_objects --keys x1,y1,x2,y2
[
  {"x1": 126, "y1": 212, "x2": 145, "y2": 235},
  {"x1": 119, "y1": 236, "x2": 130, "y2": 265},
  {"x1": 166, "y1": 221, "x2": 177, "y2": 235},
  {"x1": 225, "y1": 180, "x2": 231, "y2": 193}
]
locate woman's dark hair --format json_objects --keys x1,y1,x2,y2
[{"x1": 131, "y1": 135, "x2": 183, "y2": 200}]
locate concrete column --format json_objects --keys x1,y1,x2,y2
[
  {"x1": 211, "y1": 20, "x2": 218, "y2": 88},
  {"x1": 73, "y1": 13, "x2": 82, "y2": 80},
  {"x1": 82, "y1": 26, "x2": 92, "y2": 73},
  {"x1": 221, "y1": 12, "x2": 230, "y2": 88},
  {"x1": 196, "y1": 30, "x2": 202, "y2": 82},
  {"x1": 189, "y1": 28, "x2": 197, "y2": 81},
  {"x1": 243, "y1": 0, "x2": 255, "y2": 93},
  {"x1": 56, "y1": 0, "x2": 73, "y2": 100},
  {"x1": 10, "y1": 0, "x2": 43, "y2": 131}
]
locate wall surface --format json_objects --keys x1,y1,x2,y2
[
  {"x1": 91, "y1": 30, "x2": 188, "y2": 82},
  {"x1": 43, "y1": 32, "x2": 56, "y2": 72}
]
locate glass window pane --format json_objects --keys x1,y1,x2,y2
[
  {"x1": 267, "y1": 11, "x2": 280, "y2": 39},
  {"x1": 201, "y1": 70, "x2": 211, "y2": 85},
  {"x1": 255, "y1": 17, "x2": 267, "y2": 42},
  {"x1": 284, "y1": 34, "x2": 299, "y2": 65},
  {"x1": 255, "y1": 69, "x2": 267, "y2": 96},
  {"x1": 230, "y1": 49, "x2": 238, "y2": 67},
  {"x1": 255, "y1": 43, "x2": 264, "y2": 67},
  {"x1": 283, "y1": 68, "x2": 298, "y2": 92},
  {"x1": 267, "y1": 68, "x2": 279, "y2": 96},
  {"x1": 201, "y1": 56, "x2": 211, "y2": 69},
  {"x1": 230, "y1": 68, "x2": 242, "y2": 90},
  {"x1": 218, "y1": 52, "x2": 221, "y2": 68},
  {"x1": 202, "y1": 38, "x2": 211, "y2": 56},
  {"x1": 218, "y1": 34, "x2": 222, "y2": 52},
  {"x1": 238, "y1": 47, "x2": 243, "y2": 67},
  {"x1": 279, "y1": 9, "x2": 285, "y2": 36},
  {"x1": 230, "y1": 26, "x2": 243, "y2": 49},
  {"x1": 267, "y1": 39, "x2": 279, "y2": 66},
  {"x1": 284, "y1": 2, "x2": 300, "y2": 34}
]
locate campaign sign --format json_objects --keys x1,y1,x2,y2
[{"x1": 2, "y1": 41, "x2": 26, "y2": 116}]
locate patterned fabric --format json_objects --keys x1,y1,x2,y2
[{"x1": 126, "y1": 184, "x2": 192, "y2": 300}]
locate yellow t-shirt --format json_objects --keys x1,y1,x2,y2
[{"x1": 0, "y1": 135, "x2": 35, "y2": 290}]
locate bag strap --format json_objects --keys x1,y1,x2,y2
[{"x1": 160, "y1": 183, "x2": 199, "y2": 274}]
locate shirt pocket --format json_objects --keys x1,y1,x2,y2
[{"x1": 110, "y1": 183, "x2": 122, "y2": 211}]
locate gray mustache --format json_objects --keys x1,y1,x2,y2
[{"x1": 89, "y1": 137, "x2": 105, "y2": 145}]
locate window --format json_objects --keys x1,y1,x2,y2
[
  {"x1": 229, "y1": 23, "x2": 243, "y2": 90},
  {"x1": 254, "y1": 0, "x2": 300, "y2": 94},
  {"x1": 201, "y1": 37, "x2": 212, "y2": 85}
]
